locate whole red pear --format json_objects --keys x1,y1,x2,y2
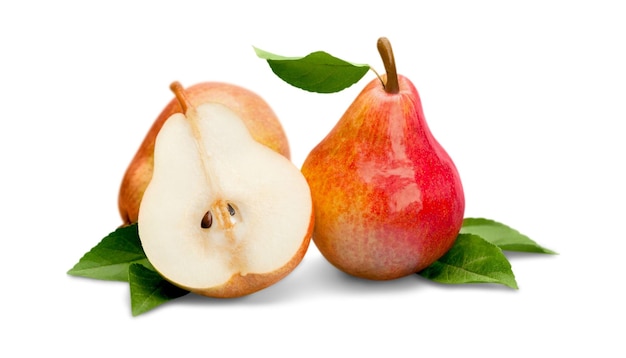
[{"x1": 301, "y1": 38, "x2": 465, "y2": 280}]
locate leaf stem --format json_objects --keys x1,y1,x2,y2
[
  {"x1": 376, "y1": 37, "x2": 399, "y2": 94},
  {"x1": 369, "y1": 67, "x2": 384, "y2": 86}
]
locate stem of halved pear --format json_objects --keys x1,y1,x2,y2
[
  {"x1": 170, "y1": 81, "x2": 190, "y2": 112},
  {"x1": 377, "y1": 37, "x2": 399, "y2": 94},
  {"x1": 169, "y1": 82, "x2": 227, "y2": 226}
]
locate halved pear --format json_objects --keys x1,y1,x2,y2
[{"x1": 138, "y1": 82, "x2": 313, "y2": 298}]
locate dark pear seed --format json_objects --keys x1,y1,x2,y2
[
  {"x1": 201, "y1": 211, "x2": 213, "y2": 229},
  {"x1": 227, "y1": 203, "x2": 236, "y2": 216}
]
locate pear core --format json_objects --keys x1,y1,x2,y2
[{"x1": 138, "y1": 102, "x2": 313, "y2": 295}]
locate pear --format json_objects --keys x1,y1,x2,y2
[
  {"x1": 138, "y1": 82, "x2": 313, "y2": 298},
  {"x1": 119, "y1": 82, "x2": 290, "y2": 225},
  {"x1": 301, "y1": 38, "x2": 465, "y2": 280}
]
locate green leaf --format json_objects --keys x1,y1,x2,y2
[
  {"x1": 67, "y1": 224, "x2": 154, "y2": 281},
  {"x1": 128, "y1": 264, "x2": 189, "y2": 316},
  {"x1": 419, "y1": 234, "x2": 518, "y2": 289},
  {"x1": 461, "y1": 218, "x2": 557, "y2": 254},
  {"x1": 254, "y1": 46, "x2": 370, "y2": 93}
]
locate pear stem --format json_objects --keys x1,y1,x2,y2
[
  {"x1": 377, "y1": 37, "x2": 399, "y2": 94},
  {"x1": 170, "y1": 81, "x2": 190, "y2": 113}
]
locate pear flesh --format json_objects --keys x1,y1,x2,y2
[{"x1": 138, "y1": 102, "x2": 312, "y2": 296}]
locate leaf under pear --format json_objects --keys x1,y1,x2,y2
[
  {"x1": 419, "y1": 234, "x2": 519, "y2": 289},
  {"x1": 128, "y1": 263, "x2": 189, "y2": 316},
  {"x1": 461, "y1": 218, "x2": 557, "y2": 254},
  {"x1": 67, "y1": 224, "x2": 154, "y2": 282}
]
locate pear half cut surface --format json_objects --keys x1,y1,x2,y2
[{"x1": 138, "y1": 83, "x2": 313, "y2": 298}]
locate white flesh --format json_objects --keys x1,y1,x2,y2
[{"x1": 138, "y1": 103, "x2": 312, "y2": 289}]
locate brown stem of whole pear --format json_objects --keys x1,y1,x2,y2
[{"x1": 376, "y1": 37, "x2": 399, "y2": 94}]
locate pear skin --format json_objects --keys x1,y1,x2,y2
[{"x1": 301, "y1": 38, "x2": 465, "y2": 280}]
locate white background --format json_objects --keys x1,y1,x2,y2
[{"x1": 1, "y1": 1, "x2": 624, "y2": 356}]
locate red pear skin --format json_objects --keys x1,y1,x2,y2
[
  {"x1": 118, "y1": 82, "x2": 291, "y2": 225},
  {"x1": 301, "y1": 74, "x2": 465, "y2": 280}
]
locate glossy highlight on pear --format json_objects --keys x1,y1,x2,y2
[{"x1": 301, "y1": 37, "x2": 465, "y2": 280}]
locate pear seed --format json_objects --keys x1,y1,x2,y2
[
  {"x1": 201, "y1": 211, "x2": 213, "y2": 229},
  {"x1": 227, "y1": 203, "x2": 236, "y2": 216}
]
